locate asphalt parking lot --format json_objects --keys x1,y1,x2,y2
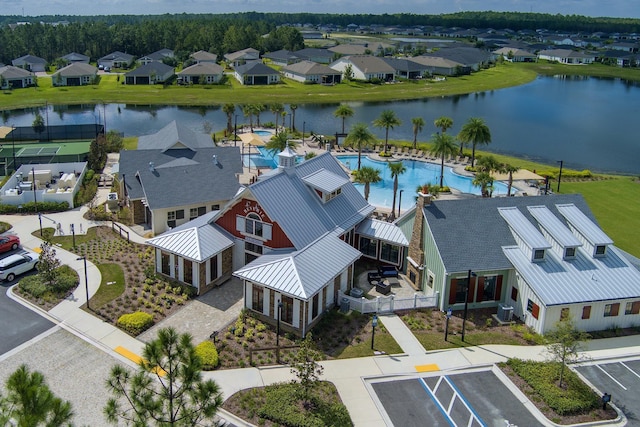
[
  {"x1": 576, "y1": 357, "x2": 640, "y2": 427},
  {"x1": 368, "y1": 367, "x2": 544, "y2": 427}
]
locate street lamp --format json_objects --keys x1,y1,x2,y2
[
  {"x1": 398, "y1": 189, "x2": 404, "y2": 218},
  {"x1": 11, "y1": 124, "x2": 16, "y2": 171},
  {"x1": 302, "y1": 121, "x2": 306, "y2": 143},
  {"x1": 77, "y1": 256, "x2": 90, "y2": 310},
  {"x1": 31, "y1": 167, "x2": 37, "y2": 209},
  {"x1": 371, "y1": 314, "x2": 378, "y2": 350},
  {"x1": 38, "y1": 212, "x2": 43, "y2": 237},
  {"x1": 234, "y1": 114, "x2": 238, "y2": 147},
  {"x1": 444, "y1": 307, "x2": 452, "y2": 341},
  {"x1": 557, "y1": 160, "x2": 563, "y2": 193},
  {"x1": 461, "y1": 269, "x2": 476, "y2": 342},
  {"x1": 71, "y1": 223, "x2": 76, "y2": 249}
]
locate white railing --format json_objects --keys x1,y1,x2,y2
[{"x1": 338, "y1": 291, "x2": 438, "y2": 314}]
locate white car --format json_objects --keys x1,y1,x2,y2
[{"x1": 0, "y1": 251, "x2": 39, "y2": 281}]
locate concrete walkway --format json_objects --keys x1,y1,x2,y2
[{"x1": 378, "y1": 314, "x2": 426, "y2": 357}]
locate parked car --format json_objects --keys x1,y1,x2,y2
[
  {"x1": 0, "y1": 251, "x2": 39, "y2": 282},
  {"x1": 0, "y1": 235, "x2": 20, "y2": 253}
]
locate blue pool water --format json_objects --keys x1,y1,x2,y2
[
  {"x1": 242, "y1": 147, "x2": 303, "y2": 168},
  {"x1": 253, "y1": 130, "x2": 273, "y2": 137},
  {"x1": 336, "y1": 156, "x2": 512, "y2": 211}
]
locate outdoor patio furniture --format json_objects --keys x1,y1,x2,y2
[
  {"x1": 378, "y1": 265, "x2": 398, "y2": 278},
  {"x1": 376, "y1": 281, "x2": 391, "y2": 295},
  {"x1": 368, "y1": 272, "x2": 382, "y2": 284}
]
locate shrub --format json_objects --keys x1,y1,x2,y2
[
  {"x1": 54, "y1": 264, "x2": 79, "y2": 293},
  {"x1": 18, "y1": 275, "x2": 48, "y2": 298},
  {"x1": 117, "y1": 311, "x2": 154, "y2": 335},
  {"x1": 195, "y1": 341, "x2": 219, "y2": 370}
]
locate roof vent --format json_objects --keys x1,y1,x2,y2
[
  {"x1": 212, "y1": 154, "x2": 218, "y2": 165},
  {"x1": 149, "y1": 161, "x2": 155, "y2": 172}
]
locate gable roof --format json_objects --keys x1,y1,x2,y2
[
  {"x1": 294, "y1": 48, "x2": 334, "y2": 61},
  {"x1": 423, "y1": 194, "x2": 594, "y2": 273},
  {"x1": 62, "y1": 52, "x2": 89, "y2": 62},
  {"x1": 382, "y1": 57, "x2": 429, "y2": 72},
  {"x1": 224, "y1": 48, "x2": 260, "y2": 62},
  {"x1": 190, "y1": 50, "x2": 217, "y2": 62},
  {"x1": 263, "y1": 49, "x2": 299, "y2": 62},
  {"x1": 12, "y1": 54, "x2": 46, "y2": 65},
  {"x1": 334, "y1": 55, "x2": 395, "y2": 74},
  {"x1": 178, "y1": 62, "x2": 223, "y2": 76},
  {"x1": 137, "y1": 121, "x2": 214, "y2": 151},
  {"x1": 52, "y1": 62, "x2": 97, "y2": 77},
  {"x1": 118, "y1": 146, "x2": 242, "y2": 210},
  {"x1": 125, "y1": 62, "x2": 174, "y2": 77},
  {"x1": 0, "y1": 65, "x2": 34, "y2": 79},
  {"x1": 282, "y1": 60, "x2": 340, "y2": 76},
  {"x1": 247, "y1": 152, "x2": 374, "y2": 249},
  {"x1": 99, "y1": 51, "x2": 134, "y2": 62},
  {"x1": 422, "y1": 47, "x2": 492, "y2": 66},
  {"x1": 234, "y1": 61, "x2": 278, "y2": 76}
]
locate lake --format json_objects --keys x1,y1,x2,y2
[{"x1": 1, "y1": 76, "x2": 638, "y2": 174}]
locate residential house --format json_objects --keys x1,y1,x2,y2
[
  {"x1": 139, "y1": 48, "x2": 175, "y2": 65},
  {"x1": 419, "y1": 47, "x2": 494, "y2": 72},
  {"x1": 600, "y1": 50, "x2": 639, "y2": 67},
  {"x1": 61, "y1": 52, "x2": 90, "y2": 64},
  {"x1": 397, "y1": 193, "x2": 640, "y2": 335},
  {"x1": 263, "y1": 50, "x2": 300, "y2": 66},
  {"x1": 11, "y1": 54, "x2": 46, "y2": 72},
  {"x1": 233, "y1": 62, "x2": 280, "y2": 85},
  {"x1": 189, "y1": 50, "x2": 218, "y2": 64},
  {"x1": 0, "y1": 65, "x2": 36, "y2": 89},
  {"x1": 329, "y1": 42, "x2": 393, "y2": 57},
  {"x1": 224, "y1": 48, "x2": 260, "y2": 68},
  {"x1": 281, "y1": 60, "x2": 342, "y2": 84},
  {"x1": 329, "y1": 55, "x2": 395, "y2": 82},
  {"x1": 407, "y1": 56, "x2": 464, "y2": 76},
  {"x1": 124, "y1": 62, "x2": 174, "y2": 85},
  {"x1": 382, "y1": 57, "x2": 430, "y2": 79},
  {"x1": 147, "y1": 150, "x2": 408, "y2": 334},
  {"x1": 609, "y1": 42, "x2": 639, "y2": 53},
  {"x1": 98, "y1": 51, "x2": 135, "y2": 69},
  {"x1": 537, "y1": 49, "x2": 596, "y2": 64},
  {"x1": 294, "y1": 48, "x2": 335, "y2": 64},
  {"x1": 117, "y1": 121, "x2": 242, "y2": 235},
  {"x1": 52, "y1": 63, "x2": 98, "y2": 86},
  {"x1": 177, "y1": 62, "x2": 224, "y2": 85},
  {"x1": 493, "y1": 47, "x2": 537, "y2": 62},
  {"x1": 301, "y1": 31, "x2": 323, "y2": 40}
]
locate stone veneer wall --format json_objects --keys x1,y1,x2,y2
[{"x1": 406, "y1": 192, "x2": 430, "y2": 290}]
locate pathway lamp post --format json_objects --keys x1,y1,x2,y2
[
  {"x1": 444, "y1": 308, "x2": 452, "y2": 341},
  {"x1": 77, "y1": 256, "x2": 90, "y2": 310},
  {"x1": 371, "y1": 314, "x2": 378, "y2": 350},
  {"x1": 276, "y1": 300, "x2": 283, "y2": 362},
  {"x1": 461, "y1": 270, "x2": 476, "y2": 342},
  {"x1": 234, "y1": 114, "x2": 238, "y2": 147},
  {"x1": 38, "y1": 212, "x2": 43, "y2": 237}
]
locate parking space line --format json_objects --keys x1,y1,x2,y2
[
  {"x1": 596, "y1": 365, "x2": 627, "y2": 390},
  {"x1": 444, "y1": 376, "x2": 487, "y2": 427},
  {"x1": 620, "y1": 361, "x2": 640, "y2": 380},
  {"x1": 419, "y1": 378, "x2": 455, "y2": 427}
]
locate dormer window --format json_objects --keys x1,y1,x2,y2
[
  {"x1": 323, "y1": 187, "x2": 342, "y2": 203},
  {"x1": 564, "y1": 247, "x2": 576, "y2": 259},
  {"x1": 595, "y1": 245, "x2": 607, "y2": 257},
  {"x1": 533, "y1": 249, "x2": 545, "y2": 261}
]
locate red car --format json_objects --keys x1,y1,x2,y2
[{"x1": 0, "y1": 235, "x2": 20, "y2": 253}]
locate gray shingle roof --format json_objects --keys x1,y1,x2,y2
[
  {"x1": 423, "y1": 194, "x2": 594, "y2": 273},
  {"x1": 118, "y1": 146, "x2": 242, "y2": 210},
  {"x1": 178, "y1": 62, "x2": 223, "y2": 76},
  {"x1": 0, "y1": 65, "x2": 34, "y2": 79},
  {"x1": 234, "y1": 61, "x2": 278, "y2": 76},
  {"x1": 12, "y1": 54, "x2": 46, "y2": 66},
  {"x1": 125, "y1": 62, "x2": 174, "y2": 77},
  {"x1": 99, "y1": 51, "x2": 134, "y2": 62},
  {"x1": 282, "y1": 60, "x2": 340, "y2": 76},
  {"x1": 137, "y1": 121, "x2": 214, "y2": 151},
  {"x1": 52, "y1": 63, "x2": 97, "y2": 77}
]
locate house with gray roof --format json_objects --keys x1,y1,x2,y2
[
  {"x1": 382, "y1": 57, "x2": 430, "y2": 79},
  {"x1": 139, "y1": 48, "x2": 175, "y2": 65},
  {"x1": 329, "y1": 55, "x2": 395, "y2": 82},
  {"x1": 147, "y1": 149, "x2": 409, "y2": 334},
  {"x1": 124, "y1": 62, "x2": 174, "y2": 85},
  {"x1": 397, "y1": 193, "x2": 640, "y2": 334},
  {"x1": 51, "y1": 63, "x2": 98, "y2": 86},
  {"x1": 409, "y1": 56, "x2": 465, "y2": 76},
  {"x1": 117, "y1": 121, "x2": 242, "y2": 235},
  {"x1": 98, "y1": 51, "x2": 135, "y2": 69},
  {"x1": 493, "y1": 47, "x2": 537, "y2": 63},
  {"x1": 177, "y1": 62, "x2": 224, "y2": 85},
  {"x1": 0, "y1": 65, "x2": 36, "y2": 89},
  {"x1": 420, "y1": 46, "x2": 494, "y2": 72},
  {"x1": 537, "y1": 49, "x2": 596, "y2": 64},
  {"x1": 61, "y1": 52, "x2": 90, "y2": 64},
  {"x1": 281, "y1": 60, "x2": 342, "y2": 84},
  {"x1": 189, "y1": 50, "x2": 218, "y2": 64},
  {"x1": 11, "y1": 54, "x2": 47, "y2": 72},
  {"x1": 263, "y1": 49, "x2": 300, "y2": 66},
  {"x1": 294, "y1": 47, "x2": 335, "y2": 64},
  {"x1": 233, "y1": 61, "x2": 280, "y2": 85},
  {"x1": 224, "y1": 48, "x2": 260, "y2": 68}
]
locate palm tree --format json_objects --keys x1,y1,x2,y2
[
  {"x1": 265, "y1": 131, "x2": 297, "y2": 156},
  {"x1": 222, "y1": 103, "x2": 235, "y2": 135},
  {"x1": 458, "y1": 117, "x2": 492, "y2": 166},
  {"x1": 270, "y1": 103, "x2": 284, "y2": 135},
  {"x1": 430, "y1": 132, "x2": 458, "y2": 188},
  {"x1": 503, "y1": 162, "x2": 519, "y2": 196},
  {"x1": 411, "y1": 117, "x2": 425, "y2": 149},
  {"x1": 353, "y1": 166, "x2": 381, "y2": 201},
  {"x1": 434, "y1": 116, "x2": 453, "y2": 134},
  {"x1": 373, "y1": 110, "x2": 402, "y2": 153},
  {"x1": 255, "y1": 104, "x2": 266, "y2": 126},
  {"x1": 334, "y1": 104, "x2": 354, "y2": 133},
  {"x1": 388, "y1": 161, "x2": 407, "y2": 220},
  {"x1": 344, "y1": 123, "x2": 376, "y2": 170},
  {"x1": 472, "y1": 171, "x2": 494, "y2": 198},
  {"x1": 289, "y1": 104, "x2": 297, "y2": 131},
  {"x1": 242, "y1": 104, "x2": 254, "y2": 131}
]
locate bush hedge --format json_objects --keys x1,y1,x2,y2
[
  {"x1": 17, "y1": 264, "x2": 79, "y2": 298},
  {"x1": 195, "y1": 341, "x2": 219, "y2": 370},
  {"x1": 117, "y1": 311, "x2": 154, "y2": 335},
  {"x1": 505, "y1": 359, "x2": 599, "y2": 415},
  {"x1": 0, "y1": 201, "x2": 69, "y2": 214}
]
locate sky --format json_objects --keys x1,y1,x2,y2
[{"x1": 4, "y1": 0, "x2": 640, "y2": 19}]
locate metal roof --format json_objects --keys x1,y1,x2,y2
[
  {"x1": 556, "y1": 204, "x2": 613, "y2": 246},
  {"x1": 527, "y1": 205, "x2": 582, "y2": 248},
  {"x1": 356, "y1": 218, "x2": 409, "y2": 246},
  {"x1": 498, "y1": 207, "x2": 551, "y2": 250},
  {"x1": 301, "y1": 168, "x2": 349, "y2": 194},
  {"x1": 233, "y1": 233, "x2": 361, "y2": 299},
  {"x1": 503, "y1": 245, "x2": 640, "y2": 306}
]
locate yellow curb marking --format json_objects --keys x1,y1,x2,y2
[
  {"x1": 32, "y1": 247, "x2": 42, "y2": 253},
  {"x1": 415, "y1": 364, "x2": 439, "y2": 372},
  {"x1": 115, "y1": 346, "x2": 166, "y2": 376}
]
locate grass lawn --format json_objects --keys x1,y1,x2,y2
[
  {"x1": 33, "y1": 227, "x2": 98, "y2": 251},
  {"x1": 91, "y1": 263, "x2": 125, "y2": 309}
]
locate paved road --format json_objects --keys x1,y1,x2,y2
[
  {"x1": 576, "y1": 358, "x2": 640, "y2": 427},
  {"x1": 0, "y1": 249, "x2": 54, "y2": 357}
]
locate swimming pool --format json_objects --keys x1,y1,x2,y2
[
  {"x1": 242, "y1": 147, "x2": 303, "y2": 168},
  {"x1": 337, "y1": 155, "x2": 513, "y2": 211},
  {"x1": 253, "y1": 130, "x2": 273, "y2": 137}
]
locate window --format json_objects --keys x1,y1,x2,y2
[
  {"x1": 510, "y1": 287, "x2": 518, "y2": 301},
  {"x1": 565, "y1": 247, "x2": 576, "y2": 258},
  {"x1": 560, "y1": 307, "x2": 570, "y2": 320},
  {"x1": 455, "y1": 278, "x2": 468, "y2": 303},
  {"x1": 245, "y1": 242, "x2": 263, "y2": 255},
  {"x1": 245, "y1": 213, "x2": 263, "y2": 237},
  {"x1": 176, "y1": 210, "x2": 184, "y2": 219},
  {"x1": 604, "y1": 303, "x2": 620, "y2": 317},
  {"x1": 380, "y1": 242, "x2": 400, "y2": 264},
  {"x1": 190, "y1": 208, "x2": 198, "y2": 219},
  {"x1": 625, "y1": 301, "x2": 640, "y2": 315},
  {"x1": 312, "y1": 294, "x2": 319, "y2": 319},
  {"x1": 533, "y1": 249, "x2": 545, "y2": 260},
  {"x1": 359, "y1": 237, "x2": 377, "y2": 258},
  {"x1": 161, "y1": 252, "x2": 170, "y2": 275},
  {"x1": 167, "y1": 211, "x2": 176, "y2": 221},
  {"x1": 209, "y1": 255, "x2": 218, "y2": 281},
  {"x1": 595, "y1": 245, "x2": 607, "y2": 256},
  {"x1": 527, "y1": 299, "x2": 540, "y2": 319},
  {"x1": 427, "y1": 273, "x2": 434, "y2": 289},
  {"x1": 252, "y1": 285, "x2": 263, "y2": 313},
  {"x1": 582, "y1": 305, "x2": 591, "y2": 319},
  {"x1": 281, "y1": 296, "x2": 294, "y2": 324},
  {"x1": 211, "y1": 204, "x2": 220, "y2": 211},
  {"x1": 183, "y1": 259, "x2": 193, "y2": 285},
  {"x1": 483, "y1": 276, "x2": 497, "y2": 301},
  {"x1": 323, "y1": 188, "x2": 342, "y2": 203}
]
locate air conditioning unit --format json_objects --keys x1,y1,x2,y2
[{"x1": 497, "y1": 304, "x2": 514, "y2": 322}]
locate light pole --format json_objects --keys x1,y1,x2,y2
[
  {"x1": 11, "y1": 124, "x2": 16, "y2": 171},
  {"x1": 557, "y1": 160, "x2": 563, "y2": 193},
  {"x1": 461, "y1": 269, "x2": 476, "y2": 342},
  {"x1": 398, "y1": 189, "x2": 404, "y2": 218},
  {"x1": 38, "y1": 212, "x2": 43, "y2": 237},
  {"x1": 234, "y1": 114, "x2": 238, "y2": 147},
  {"x1": 302, "y1": 121, "x2": 306, "y2": 143},
  {"x1": 77, "y1": 256, "x2": 90, "y2": 310},
  {"x1": 371, "y1": 314, "x2": 378, "y2": 350},
  {"x1": 71, "y1": 224, "x2": 76, "y2": 249},
  {"x1": 444, "y1": 307, "x2": 452, "y2": 341},
  {"x1": 31, "y1": 167, "x2": 37, "y2": 209},
  {"x1": 276, "y1": 300, "x2": 283, "y2": 362}
]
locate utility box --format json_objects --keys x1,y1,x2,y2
[
  {"x1": 340, "y1": 297, "x2": 350, "y2": 313},
  {"x1": 497, "y1": 303, "x2": 514, "y2": 322}
]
